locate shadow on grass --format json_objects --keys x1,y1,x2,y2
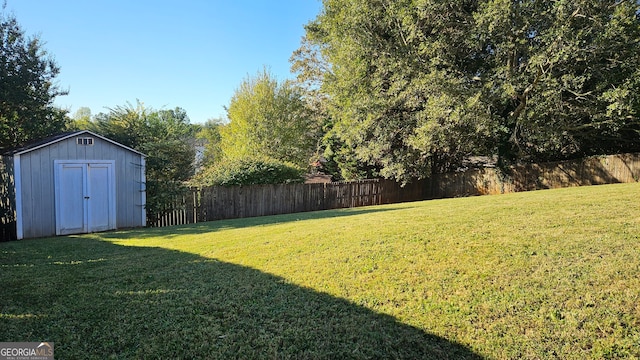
[
  {"x1": 0, "y1": 237, "x2": 482, "y2": 359},
  {"x1": 104, "y1": 206, "x2": 415, "y2": 240}
]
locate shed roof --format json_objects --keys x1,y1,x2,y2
[{"x1": 3, "y1": 130, "x2": 146, "y2": 157}]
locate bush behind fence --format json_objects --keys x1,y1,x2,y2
[{"x1": 152, "y1": 153, "x2": 640, "y2": 227}]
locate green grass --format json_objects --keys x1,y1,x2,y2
[{"x1": 2, "y1": 183, "x2": 640, "y2": 359}]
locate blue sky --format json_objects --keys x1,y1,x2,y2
[{"x1": 5, "y1": 1, "x2": 322, "y2": 124}]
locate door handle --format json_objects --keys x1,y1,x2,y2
[{"x1": 84, "y1": 196, "x2": 90, "y2": 199}]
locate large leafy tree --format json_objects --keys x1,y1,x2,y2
[
  {"x1": 302, "y1": 0, "x2": 640, "y2": 182},
  {"x1": 220, "y1": 68, "x2": 316, "y2": 169},
  {"x1": 300, "y1": 1, "x2": 497, "y2": 182},
  {"x1": 0, "y1": 8, "x2": 68, "y2": 151},
  {"x1": 475, "y1": 0, "x2": 640, "y2": 162}
]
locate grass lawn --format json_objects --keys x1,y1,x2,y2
[{"x1": 1, "y1": 183, "x2": 640, "y2": 359}]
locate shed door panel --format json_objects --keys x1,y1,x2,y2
[
  {"x1": 56, "y1": 164, "x2": 87, "y2": 235},
  {"x1": 87, "y1": 163, "x2": 114, "y2": 232},
  {"x1": 55, "y1": 161, "x2": 116, "y2": 235}
]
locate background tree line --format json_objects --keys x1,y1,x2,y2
[{"x1": 3, "y1": 1, "x2": 640, "y2": 221}]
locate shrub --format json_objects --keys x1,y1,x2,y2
[{"x1": 191, "y1": 157, "x2": 304, "y2": 186}]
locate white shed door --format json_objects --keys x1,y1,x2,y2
[{"x1": 55, "y1": 161, "x2": 116, "y2": 235}]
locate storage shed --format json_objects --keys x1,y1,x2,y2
[{"x1": 1, "y1": 130, "x2": 146, "y2": 240}]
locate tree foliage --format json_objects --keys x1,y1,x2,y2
[
  {"x1": 301, "y1": 0, "x2": 640, "y2": 182},
  {"x1": 191, "y1": 156, "x2": 304, "y2": 187},
  {"x1": 290, "y1": 35, "x2": 349, "y2": 180},
  {"x1": 474, "y1": 0, "x2": 640, "y2": 162},
  {"x1": 0, "y1": 8, "x2": 68, "y2": 151},
  {"x1": 80, "y1": 101, "x2": 197, "y2": 224},
  {"x1": 220, "y1": 68, "x2": 316, "y2": 169},
  {"x1": 196, "y1": 117, "x2": 225, "y2": 166},
  {"x1": 69, "y1": 107, "x2": 92, "y2": 130}
]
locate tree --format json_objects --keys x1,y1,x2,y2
[
  {"x1": 220, "y1": 68, "x2": 316, "y2": 169},
  {"x1": 302, "y1": 0, "x2": 640, "y2": 182},
  {"x1": 300, "y1": 1, "x2": 496, "y2": 182},
  {"x1": 87, "y1": 101, "x2": 196, "y2": 224},
  {"x1": 0, "y1": 7, "x2": 68, "y2": 151},
  {"x1": 474, "y1": 0, "x2": 640, "y2": 162},
  {"x1": 68, "y1": 107, "x2": 92, "y2": 130},
  {"x1": 196, "y1": 117, "x2": 225, "y2": 166},
  {"x1": 91, "y1": 101, "x2": 148, "y2": 148},
  {"x1": 290, "y1": 34, "x2": 350, "y2": 180}
]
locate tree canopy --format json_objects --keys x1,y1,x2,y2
[
  {"x1": 220, "y1": 68, "x2": 317, "y2": 169},
  {"x1": 0, "y1": 8, "x2": 68, "y2": 151},
  {"x1": 299, "y1": 0, "x2": 640, "y2": 182}
]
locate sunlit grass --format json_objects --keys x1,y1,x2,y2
[{"x1": 2, "y1": 182, "x2": 639, "y2": 358}]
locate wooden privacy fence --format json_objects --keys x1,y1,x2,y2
[
  {"x1": 428, "y1": 153, "x2": 640, "y2": 198},
  {"x1": 153, "y1": 179, "x2": 426, "y2": 227},
  {"x1": 152, "y1": 153, "x2": 640, "y2": 228}
]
